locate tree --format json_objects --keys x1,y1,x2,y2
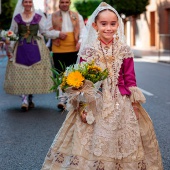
[
  {"x1": 74, "y1": 0, "x2": 102, "y2": 19},
  {"x1": 104, "y1": 0, "x2": 149, "y2": 17},
  {"x1": 0, "y1": 0, "x2": 17, "y2": 30}
]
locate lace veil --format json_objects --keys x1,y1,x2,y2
[
  {"x1": 12, "y1": 0, "x2": 35, "y2": 19},
  {"x1": 77, "y1": 2, "x2": 125, "y2": 63}
]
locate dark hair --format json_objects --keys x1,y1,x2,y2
[
  {"x1": 22, "y1": 0, "x2": 33, "y2": 3},
  {"x1": 94, "y1": 9, "x2": 117, "y2": 23}
]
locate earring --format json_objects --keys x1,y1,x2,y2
[{"x1": 115, "y1": 32, "x2": 119, "y2": 40}]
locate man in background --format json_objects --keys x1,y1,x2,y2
[{"x1": 47, "y1": 0, "x2": 85, "y2": 110}]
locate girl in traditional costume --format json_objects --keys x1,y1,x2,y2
[
  {"x1": 42, "y1": 2, "x2": 163, "y2": 169},
  {"x1": 4, "y1": 0, "x2": 59, "y2": 111}
]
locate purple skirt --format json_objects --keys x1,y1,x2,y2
[{"x1": 16, "y1": 39, "x2": 41, "y2": 66}]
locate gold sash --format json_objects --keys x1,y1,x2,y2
[{"x1": 52, "y1": 32, "x2": 77, "y2": 53}]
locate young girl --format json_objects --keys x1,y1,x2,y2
[{"x1": 42, "y1": 2, "x2": 163, "y2": 170}]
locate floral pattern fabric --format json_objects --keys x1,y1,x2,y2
[{"x1": 4, "y1": 39, "x2": 54, "y2": 95}]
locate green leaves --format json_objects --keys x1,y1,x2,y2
[
  {"x1": 50, "y1": 61, "x2": 109, "y2": 97},
  {"x1": 0, "y1": 0, "x2": 18, "y2": 29},
  {"x1": 50, "y1": 61, "x2": 66, "y2": 97},
  {"x1": 74, "y1": 0, "x2": 102, "y2": 19},
  {"x1": 104, "y1": 0, "x2": 149, "y2": 17}
]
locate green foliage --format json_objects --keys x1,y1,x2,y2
[
  {"x1": 51, "y1": 61, "x2": 108, "y2": 97},
  {"x1": 74, "y1": 0, "x2": 102, "y2": 19},
  {"x1": 0, "y1": 0, "x2": 17, "y2": 30},
  {"x1": 50, "y1": 61, "x2": 66, "y2": 97},
  {"x1": 104, "y1": 0, "x2": 149, "y2": 17}
]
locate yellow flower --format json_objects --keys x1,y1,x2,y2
[
  {"x1": 67, "y1": 71, "x2": 85, "y2": 88},
  {"x1": 88, "y1": 65, "x2": 101, "y2": 72}
]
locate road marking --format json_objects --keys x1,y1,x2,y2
[{"x1": 139, "y1": 88, "x2": 154, "y2": 96}]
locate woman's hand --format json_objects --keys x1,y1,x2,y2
[
  {"x1": 6, "y1": 52, "x2": 12, "y2": 59},
  {"x1": 0, "y1": 41, "x2": 4, "y2": 46}
]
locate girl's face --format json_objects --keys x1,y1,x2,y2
[
  {"x1": 92, "y1": 10, "x2": 119, "y2": 42},
  {"x1": 22, "y1": 0, "x2": 33, "y2": 11}
]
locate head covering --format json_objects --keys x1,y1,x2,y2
[
  {"x1": 77, "y1": 2, "x2": 125, "y2": 63},
  {"x1": 12, "y1": 0, "x2": 35, "y2": 19}
]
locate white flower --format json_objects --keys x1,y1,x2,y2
[
  {"x1": 86, "y1": 110, "x2": 95, "y2": 124},
  {"x1": 73, "y1": 63, "x2": 79, "y2": 70},
  {"x1": 94, "y1": 81, "x2": 102, "y2": 90},
  {"x1": 66, "y1": 102, "x2": 74, "y2": 111},
  {"x1": 1, "y1": 30, "x2": 6, "y2": 37}
]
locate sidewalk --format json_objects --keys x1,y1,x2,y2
[
  {"x1": 1, "y1": 47, "x2": 170, "y2": 63},
  {"x1": 132, "y1": 47, "x2": 170, "y2": 64}
]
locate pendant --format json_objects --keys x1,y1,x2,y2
[
  {"x1": 104, "y1": 46, "x2": 109, "y2": 51},
  {"x1": 115, "y1": 102, "x2": 119, "y2": 110}
]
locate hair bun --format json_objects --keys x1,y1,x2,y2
[{"x1": 100, "y1": 2, "x2": 108, "y2": 7}]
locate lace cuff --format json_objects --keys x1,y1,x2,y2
[{"x1": 129, "y1": 86, "x2": 146, "y2": 103}]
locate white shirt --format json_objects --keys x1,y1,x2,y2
[
  {"x1": 10, "y1": 12, "x2": 60, "y2": 39},
  {"x1": 46, "y1": 10, "x2": 85, "y2": 42}
]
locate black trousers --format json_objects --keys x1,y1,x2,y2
[{"x1": 52, "y1": 51, "x2": 78, "y2": 72}]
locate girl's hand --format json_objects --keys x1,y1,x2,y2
[
  {"x1": 133, "y1": 107, "x2": 139, "y2": 120},
  {"x1": 132, "y1": 102, "x2": 139, "y2": 120},
  {"x1": 81, "y1": 110, "x2": 87, "y2": 123}
]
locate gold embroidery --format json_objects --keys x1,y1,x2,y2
[
  {"x1": 93, "y1": 161, "x2": 105, "y2": 170},
  {"x1": 55, "y1": 152, "x2": 64, "y2": 163},
  {"x1": 99, "y1": 56, "x2": 115, "y2": 63},
  {"x1": 70, "y1": 155, "x2": 79, "y2": 166}
]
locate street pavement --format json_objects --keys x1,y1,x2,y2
[
  {"x1": 0, "y1": 49, "x2": 170, "y2": 169},
  {"x1": 132, "y1": 47, "x2": 170, "y2": 64},
  {"x1": 0, "y1": 52, "x2": 67, "y2": 169}
]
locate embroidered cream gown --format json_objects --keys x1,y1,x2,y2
[{"x1": 41, "y1": 40, "x2": 163, "y2": 170}]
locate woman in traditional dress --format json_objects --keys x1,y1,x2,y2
[
  {"x1": 41, "y1": 2, "x2": 163, "y2": 169},
  {"x1": 4, "y1": 0, "x2": 60, "y2": 111}
]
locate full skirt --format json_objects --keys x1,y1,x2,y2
[
  {"x1": 41, "y1": 100, "x2": 163, "y2": 170},
  {"x1": 4, "y1": 39, "x2": 54, "y2": 95}
]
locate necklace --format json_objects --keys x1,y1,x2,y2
[
  {"x1": 23, "y1": 11, "x2": 32, "y2": 19},
  {"x1": 99, "y1": 38, "x2": 113, "y2": 51},
  {"x1": 100, "y1": 40, "x2": 114, "y2": 93},
  {"x1": 100, "y1": 41, "x2": 119, "y2": 109}
]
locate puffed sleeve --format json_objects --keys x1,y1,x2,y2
[
  {"x1": 78, "y1": 14, "x2": 86, "y2": 43},
  {"x1": 9, "y1": 19, "x2": 18, "y2": 34},
  {"x1": 123, "y1": 57, "x2": 146, "y2": 103},
  {"x1": 39, "y1": 13, "x2": 60, "y2": 39}
]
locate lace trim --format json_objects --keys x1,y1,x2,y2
[
  {"x1": 42, "y1": 149, "x2": 162, "y2": 170},
  {"x1": 80, "y1": 40, "x2": 133, "y2": 91},
  {"x1": 129, "y1": 86, "x2": 146, "y2": 103},
  {"x1": 76, "y1": 91, "x2": 140, "y2": 159}
]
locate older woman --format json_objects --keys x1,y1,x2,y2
[{"x1": 4, "y1": 0, "x2": 59, "y2": 111}]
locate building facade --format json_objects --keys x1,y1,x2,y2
[
  {"x1": 44, "y1": 0, "x2": 59, "y2": 14},
  {"x1": 126, "y1": 0, "x2": 170, "y2": 51}
]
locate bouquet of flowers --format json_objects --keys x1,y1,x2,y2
[
  {"x1": 0, "y1": 30, "x2": 18, "y2": 41},
  {"x1": 51, "y1": 61, "x2": 108, "y2": 124},
  {"x1": 0, "y1": 30, "x2": 19, "y2": 61}
]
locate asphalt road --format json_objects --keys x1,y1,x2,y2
[
  {"x1": 134, "y1": 58, "x2": 170, "y2": 170},
  {"x1": 0, "y1": 56, "x2": 170, "y2": 170}
]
